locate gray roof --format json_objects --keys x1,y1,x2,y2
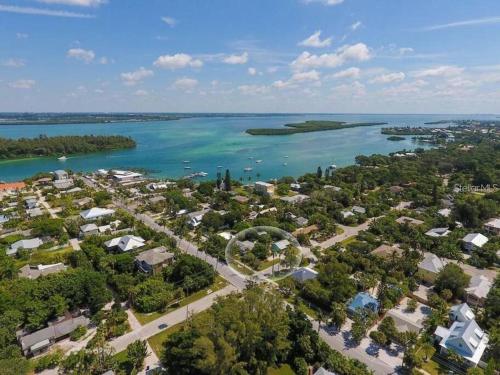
[
  {"x1": 419, "y1": 253, "x2": 447, "y2": 274},
  {"x1": 19, "y1": 263, "x2": 67, "y2": 279},
  {"x1": 19, "y1": 315, "x2": 90, "y2": 352},
  {"x1": 450, "y1": 303, "x2": 475, "y2": 322},
  {"x1": 314, "y1": 368, "x2": 336, "y2": 375},
  {"x1": 466, "y1": 275, "x2": 493, "y2": 299},
  {"x1": 10, "y1": 238, "x2": 43, "y2": 251},
  {"x1": 135, "y1": 246, "x2": 174, "y2": 266},
  {"x1": 80, "y1": 223, "x2": 98, "y2": 232}
]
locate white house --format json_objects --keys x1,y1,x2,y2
[
  {"x1": 53, "y1": 170, "x2": 68, "y2": 181},
  {"x1": 105, "y1": 235, "x2": 145, "y2": 252},
  {"x1": 187, "y1": 210, "x2": 208, "y2": 227},
  {"x1": 79, "y1": 223, "x2": 99, "y2": 238},
  {"x1": 425, "y1": 227, "x2": 451, "y2": 238},
  {"x1": 8, "y1": 238, "x2": 43, "y2": 256},
  {"x1": 466, "y1": 275, "x2": 493, "y2": 306},
  {"x1": 484, "y1": 218, "x2": 500, "y2": 235},
  {"x1": 254, "y1": 181, "x2": 275, "y2": 196},
  {"x1": 462, "y1": 233, "x2": 488, "y2": 252},
  {"x1": 80, "y1": 207, "x2": 115, "y2": 221},
  {"x1": 449, "y1": 303, "x2": 475, "y2": 323},
  {"x1": 19, "y1": 263, "x2": 67, "y2": 279}
]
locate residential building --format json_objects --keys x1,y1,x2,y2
[
  {"x1": 79, "y1": 223, "x2": 99, "y2": 238},
  {"x1": 19, "y1": 263, "x2": 67, "y2": 279},
  {"x1": 272, "y1": 239, "x2": 290, "y2": 253},
  {"x1": 24, "y1": 197, "x2": 38, "y2": 209},
  {"x1": 352, "y1": 205, "x2": 366, "y2": 215},
  {"x1": 292, "y1": 267, "x2": 318, "y2": 283},
  {"x1": 8, "y1": 238, "x2": 43, "y2": 256},
  {"x1": 105, "y1": 235, "x2": 145, "y2": 252},
  {"x1": 135, "y1": 246, "x2": 174, "y2": 274},
  {"x1": 17, "y1": 315, "x2": 90, "y2": 357},
  {"x1": 218, "y1": 232, "x2": 234, "y2": 241},
  {"x1": 449, "y1": 303, "x2": 475, "y2": 323},
  {"x1": 235, "y1": 240, "x2": 254, "y2": 254},
  {"x1": 466, "y1": 275, "x2": 493, "y2": 306},
  {"x1": 370, "y1": 244, "x2": 403, "y2": 258},
  {"x1": 313, "y1": 367, "x2": 336, "y2": 375},
  {"x1": 418, "y1": 253, "x2": 447, "y2": 284},
  {"x1": 462, "y1": 233, "x2": 488, "y2": 252},
  {"x1": 53, "y1": 170, "x2": 69, "y2": 181},
  {"x1": 187, "y1": 210, "x2": 208, "y2": 227},
  {"x1": 0, "y1": 182, "x2": 26, "y2": 192},
  {"x1": 433, "y1": 319, "x2": 489, "y2": 368},
  {"x1": 73, "y1": 197, "x2": 93, "y2": 208},
  {"x1": 438, "y1": 208, "x2": 451, "y2": 218},
  {"x1": 425, "y1": 227, "x2": 451, "y2": 238},
  {"x1": 484, "y1": 218, "x2": 500, "y2": 235},
  {"x1": 294, "y1": 216, "x2": 309, "y2": 227},
  {"x1": 280, "y1": 194, "x2": 310, "y2": 205},
  {"x1": 254, "y1": 181, "x2": 275, "y2": 196},
  {"x1": 0, "y1": 214, "x2": 9, "y2": 225},
  {"x1": 232, "y1": 195, "x2": 250, "y2": 204},
  {"x1": 26, "y1": 208, "x2": 44, "y2": 218},
  {"x1": 396, "y1": 216, "x2": 425, "y2": 226},
  {"x1": 347, "y1": 292, "x2": 380, "y2": 316},
  {"x1": 111, "y1": 170, "x2": 143, "y2": 183},
  {"x1": 53, "y1": 179, "x2": 74, "y2": 190},
  {"x1": 80, "y1": 207, "x2": 115, "y2": 221}
]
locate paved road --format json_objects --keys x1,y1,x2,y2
[
  {"x1": 317, "y1": 217, "x2": 378, "y2": 249},
  {"x1": 110, "y1": 285, "x2": 236, "y2": 353}
]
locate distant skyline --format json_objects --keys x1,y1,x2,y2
[{"x1": 1, "y1": 0, "x2": 500, "y2": 113}]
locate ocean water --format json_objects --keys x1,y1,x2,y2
[{"x1": 0, "y1": 113, "x2": 496, "y2": 182}]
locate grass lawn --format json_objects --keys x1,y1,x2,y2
[
  {"x1": 229, "y1": 259, "x2": 255, "y2": 275},
  {"x1": 113, "y1": 350, "x2": 134, "y2": 374},
  {"x1": 257, "y1": 257, "x2": 281, "y2": 271},
  {"x1": 15, "y1": 246, "x2": 73, "y2": 268},
  {"x1": 339, "y1": 236, "x2": 357, "y2": 246},
  {"x1": 267, "y1": 364, "x2": 295, "y2": 375},
  {"x1": 335, "y1": 226, "x2": 344, "y2": 235},
  {"x1": 420, "y1": 359, "x2": 448, "y2": 375},
  {"x1": 148, "y1": 322, "x2": 184, "y2": 356},
  {"x1": 133, "y1": 276, "x2": 228, "y2": 325}
]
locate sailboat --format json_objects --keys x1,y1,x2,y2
[{"x1": 58, "y1": 156, "x2": 67, "y2": 161}]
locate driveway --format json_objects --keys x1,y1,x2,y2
[{"x1": 318, "y1": 217, "x2": 378, "y2": 249}]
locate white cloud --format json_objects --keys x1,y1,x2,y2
[
  {"x1": 99, "y1": 57, "x2": 110, "y2": 64},
  {"x1": 67, "y1": 48, "x2": 95, "y2": 63},
  {"x1": 16, "y1": 32, "x2": 28, "y2": 39},
  {"x1": 350, "y1": 21, "x2": 362, "y2": 31},
  {"x1": 134, "y1": 89, "x2": 148, "y2": 96},
  {"x1": 414, "y1": 65, "x2": 464, "y2": 78},
  {"x1": 298, "y1": 31, "x2": 332, "y2": 48},
  {"x1": 382, "y1": 80, "x2": 428, "y2": 96},
  {"x1": 223, "y1": 52, "x2": 249, "y2": 65},
  {"x1": 36, "y1": 0, "x2": 106, "y2": 6},
  {"x1": 3, "y1": 58, "x2": 26, "y2": 68},
  {"x1": 421, "y1": 16, "x2": 500, "y2": 31},
  {"x1": 121, "y1": 67, "x2": 154, "y2": 86},
  {"x1": 153, "y1": 53, "x2": 203, "y2": 69},
  {"x1": 161, "y1": 16, "x2": 177, "y2": 27},
  {"x1": 0, "y1": 5, "x2": 94, "y2": 18},
  {"x1": 291, "y1": 43, "x2": 371, "y2": 71},
  {"x1": 369, "y1": 72, "x2": 406, "y2": 84},
  {"x1": 9, "y1": 79, "x2": 36, "y2": 89},
  {"x1": 332, "y1": 81, "x2": 366, "y2": 96},
  {"x1": 304, "y1": 0, "x2": 344, "y2": 6},
  {"x1": 399, "y1": 47, "x2": 414, "y2": 55},
  {"x1": 173, "y1": 77, "x2": 198, "y2": 91},
  {"x1": 332, "y1": 67, "x2": 360, "y2": 79},
  {"x1": 238, "y1": 84, "x2": 268, "y2": 95},
  {"x1": 291, "y1": 70, "x2": 320, "y2": 82},
  {"x1": 267, "y1": 66, "x2": 279, "y2": 74},
  {"x1": 248, "y1": 67, "x2": 257, "y2": 76},
  {"x1": 94, "y1": 88, "x2": 104, "y2": 94}
]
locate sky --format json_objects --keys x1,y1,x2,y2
[{"x1": 1, "y1": 0, "x2": 500, "y2": 113}]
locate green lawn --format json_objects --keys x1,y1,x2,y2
[
  {"x1": 267, "y1": 364, "x2": 295, "y2": 375},
  {"x1": 133, "y1": 276, "x2": 228, "y2": 325},
  {"x1": 339, "y1": 236, "x2": 357, "y2": 246},
  {"x1": 257, "y1": 257, "x2": 281, "y2": 271},
  {"x1": 15, "y1": 246, "x2": 73, "y2": 268},
  {"x1": 113, "y1": 350, "x2": 134, "y2": 374}
]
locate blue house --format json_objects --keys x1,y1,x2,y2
[{"x1": 347, "y1": 292, "x2": 380, "y2": 316}]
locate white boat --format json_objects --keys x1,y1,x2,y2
[
  {"x1": 256, "y1": 160, "x2": 262, "y2": 164},
  {"x1": 244, "y1": 167, "x2": 253, "y2": 172},
  {"x1": 184, "y1": 166, "x2": 192, "y2": 170},
  {"x1": 198, "y1": 172, "x2": 208, "y2": 177},
  {"x1": 58, "y1": 156, "x2": 67, "y2": 161},
  {"x1": 248, "y1": 156, "x2": 254, "y2": 160},
  {"x1": 217, "y1": 165, "x2": 223, "y2": 169},
  {"x1": 183, "y1": 160, "x2": 190, "y2": 164},
  {"x1": 284, "y1": 155, "x2": 289, "y2": 158},
  {"x1": 283, "y1": 162, "x2": 288, "y2": 166}
]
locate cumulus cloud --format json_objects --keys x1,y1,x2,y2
[
  {"x1": 121, "y1": 67, "x2": 154, "y2": 86},
  {"x1": 298, "y1": 31, "x2": 332, "y2": 48},
  {"x1": 9, "y1": 79, "x2": 35, "y2": 89},
  {"x1": 350, "y1": 21, "x2": 362, "y2": 31},
  {"x1": 67, "y1": 48, "x2": 95, "y2": 63},
  {"x1": 173, "y1": 77, "x2": 198, "y2": 91},
  {"x1": 291, "y1": 43, "x2": 371, "y2": 71},
  {"x1": 134, "y1": 89, "x2": 148, "y2": 96},
  {"x1": 291, "y1": 70, "x2": 320, "y2": 82},
  {"x1": 153, "y1": 53, "x2": 203, "y2": 69},
  {"x1": 161, "y1": 16, "x2": 177, "y2": 27},
  {"x1": 332, "y1": 67, "x2": 360, "y2": 79},
  {"x1": 16, "y1": 33, "x2": 28, "y2": 39},
  {"x1": 399, "y1": 47, "x2": 414, "y2": 55},
  {"x1": 382, "y1": 79, "x2": 428, "y2": 96},
  {"x1": 248, "y1": 67, "x2": 257, "y2": 76},
  {"x1": 36, "y1": 0, "x2": 106, "y2": 6},
  {"x1": 223, "y1": 52, "x2": 249, "y2": 64},
  {"x1": 414, "y1": 65, "x2": 464, "y2": 78},
  {"x1": 369, "y1": 72, "x2": 406, "y2": 84},
  {"x1": 238, "y1": 84, "x2": 268, "y2": 95},
  {"x1": 332, "y1": 81, "x2": 366, "y2": 96},
  {"x1": 3, "y1": 58, "x2": 26, "y2": 68}
]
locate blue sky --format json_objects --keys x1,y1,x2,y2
[{"x1": 1, "y1": 0, "x2": 500, "y2": 113}]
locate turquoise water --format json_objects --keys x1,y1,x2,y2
[{"x1": 0, "y1": 113, "x2": 496, "y2": 182}]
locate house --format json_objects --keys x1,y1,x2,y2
[
  {"x1": 27, "y1": 208, "x2": 44, "y2": 218},
  {"x1": 313, "y1": 367, "x2": 336, "y2": 375},
  {"x1": 462, "y1": 233, "x2": 488, "y2": 252},
  {"x1": 280, "y1": 194, "x2": 309, "y2": 205},
  {"x1": 0, "y1": 182, "x2": 26, "y2": 192},
  {"x1": 370, "y1": 244, "x2": 403, "y2": 258},
  {"x1": 389, "y1": 185, "x2": 404, "y2": 194},
  {"x1": 254, "y1": 181, "x2": 275, "y2": 196},
  {"x1": 233, "y1": 195, "x2": 250, "y2": 204},
  {"x1": 438, "y1": 208, "x2": 451, "y2": 217},
  {"x1": 19, "y1": 263, "x2": 67, "y2": 279},
  {"x1": 352, "y1": 206, "x2": 366, "y2": 215},
  {"x1": 396, "y1": 216, "x2": 425, "y2": 226},
  {"x1": 149, "y1": 195, "x2": 166, "y2": 204},
  {"x1": 105, "y1": 235, "x2": 145, "y2": 252},
  {"x1": 272, "y1": 239, "x2": 290, "y2": 254},
  {"x1": 449, "y1": 303, "x2": 475, "y2": 323},
  {"x1": 292, "y1": 267, "x2": 318, "y2": 283},
  {"x1": 466, "y1": 275, "x2": 493, "y2": 306},
  {"x1": 235, "y1": 240, "x2": 254, "y2": 254},
  {"x1": 73, "y1": 197, "x2": 93, "y2": 208},
  {"x1": 433, "y1": 319, "x2": 489, "y2": 368},
  {"x1": 17, "y1": 315, "x2": 90, "y2": 357},
  {"x1": 484, "y1": 218, "x2": 500, "y2": 235},
  {"x1": 295, "y1": 216, "x2": 309, "y2": 227},
  {"x1": 187, "y1": 210, "x2": 208, "y2": 228},
  {"x1": 8, "y1": 238, "x2": 43, "y2": 256},
  {"x1": 80, "y1": 207, "x2": 115, "y2": 221},
  {"x1": 53, "y1": 179, "x2": 74, "y2": 190},
  {"x1": 290, "y1": 183, "x2": 301, "y2": 191},
  {"x1": 323, "y1": 185, "x2": 341, "y2": 192},
  {"x1": 418, "y1": 253, "x2": 447, "y2": 284},
  {"x1": 341, "y1": 210, "x2": 354, "y2": 219},
  {"x1": 135, "y1": 246, "x2": 174, "y2": 274},
  {"x1": 79, "y1": 223, "x2": 99, "y2": 238},
  {"x1": 111, "y1": 170, "x2": 143, "y2": 183},
  {"x1": 0, "y1": 214, "x2": 9, "y2": 225},
  {"x1": 425, "y1": 227, "x2": 451, "y2": 238},
  {"x1": 347, "y1": 292, "x2": 380, "y2": 316},
  {"x1": 24, "y1": 197, "x2": 38, "y2": 209},
  {"x1": 53, "y1": 170, "x2": 68, "y2": 181}
]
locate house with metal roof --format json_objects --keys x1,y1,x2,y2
[
  {"x1": 466, "y1": 275, "x2": 493, "y2": 307},
  {"x1": 272, "y1": 239, "x2": 290, "y2": 254},
  {"x1": 105, "y1": 235, "x2": 145, "y2": 252},
  {"x1": 425, "y1": 227, "x2": 451, "y2": 238},
  {"x1": 79, "y1": 223, "x2": 99, "y2": 238},
  {"x1": 292, "y1": 267, "x2": 318, "y2": 283},
  {"x1": 417, "y1": 253, "x2": 447, "y2": 284},
  {"x1": 484, "y1": 218, "x2": 500, "y2": 235},
  {"x1": 80, "y1": 207, "x2": 115, "y2": 221},
  {"x1": 8, "y1": 238, "x2": 43, "y2": 256},
  {"x1": 462, "y1": 233, "x2": 488, "y2": 252},
  {"x1": 449, "y1": 303, "x2": 475, "y2": 323}
]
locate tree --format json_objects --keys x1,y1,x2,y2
[
  {"x1": 224, "y1": 169, "x2": 232, "y2": 191},
  {"x1": 316, "y1": 166, "x2": 323, "y2": 179},
  {"x1": 126, "y1": 340, "x2": 148, "y2": 372},
  {"x1": 329, "y1": 302, "x2": 347, "y2": 329},
  {"x1": 406, "y1": 299, "x2": 417, "y2": 313},
  {"x1": 435, "y1": 263, "x2": 470, "y2": 299}
]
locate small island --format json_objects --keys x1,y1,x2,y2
[
  {"x1": 387, "y1": 136, "x2": 406, "y2": 141},
  {"x1": 246, "y1": 120, "x2": 387, "y2": 136},
  {"x1": 0, "y1": 135, "x2": 136, "y2": 160}
]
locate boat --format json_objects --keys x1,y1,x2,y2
[
  {"x1": 198, "y1": 172, "x2": 208, "y2": 177},
  {"x1": 248, "y1": 156, "x2": 254, "y2": 160},
  {"x1": 184, "y1": 166, "x2": 192, "y2": 170},
  {"x1": 58, "y1": 156, "x2": 67, "y2": 161},
  {"x1": 283, "y1": 162, "x2": 288, "y2": 166},
  {"x1": 217, "y1": 165, "x2": 223, "y2": 169},
  {"x1": 255, "y1": 160, "x2": 262, "y2": 164},
  {"x1": 284, "y1": 155, "x2": 289, "y2": 158},
  {"x1": 183, "y1": 160, "x2": 190, "y2": 163},
  {"x1": 244, "y1": 167, "x2": 253, "y2": 172}
]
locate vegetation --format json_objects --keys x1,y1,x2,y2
[
  {"x1": 0, "y1": 134, "x2": 136, "y2": 160},
  {"x1": 246, "y1": 120, "x2": 387, "y2": 135},
  {"x1": 387, "y1": 135, "x2": 406, "y2": 141}
]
